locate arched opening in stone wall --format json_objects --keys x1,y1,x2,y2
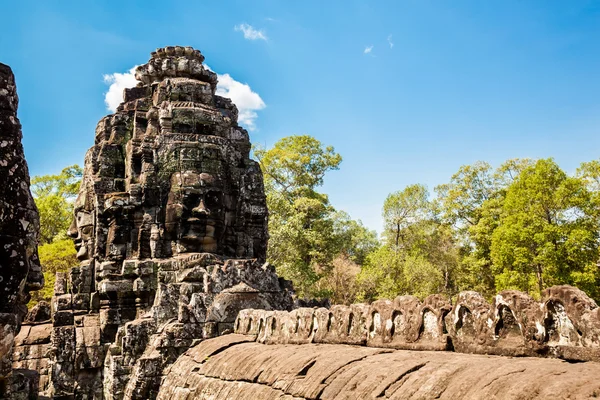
[
  {"x1": 369, "y1": 311, "x2": 381, "y2": 339},
  {"x1": 390, "y1": 310, "x2": 403, "y2": 338},
  {"x1": 419, "y1": 309, "x2": 438, "y2": 340},
  {"x1": 309, "y1": 315, "x2": 317, "y2": 337},
  {"x1": 295, "y1": 315, "x2": 300, "y2": 334},
  {"x1": 258, "y1": 318, "x2": 265, "y2": 335},
  {"x1": 347, "y1": 313, "x2": 354, "y2": 336},
  {"x1": 544, "y1": 300, "x2": 582, "y2": 346},
  {"x1": 494, "y1": 305, "x2": 521, "y2": 342},
  {"x1": 326, "y1": 312, "x2": 334, "y2": 332},
  {"x1": 455, "y1": 306, "x2": 475, "y2": 338}
]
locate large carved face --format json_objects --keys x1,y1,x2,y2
[{"x1": 165, "y1": 171, "x2": 226, "y2": 253}]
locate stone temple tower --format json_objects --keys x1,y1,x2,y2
[{"x1": 39, "y1": 46, "x2": 294, "y2": 399}]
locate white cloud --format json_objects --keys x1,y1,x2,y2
[
  {"x1": 235, "y1": 23, "x2": 268, "y2": 41},
  {"x1": 364, "y1": 45, "x2": 373, "y2": 54},
  {"x1": 215, "y1": 73, "x2": 266, "y2": 131},
  {"x1": 387, "y1": 35, "x2": 394, "y2": 49},
  {"x1": 103, "y1": 66, "x2": 139, "y2": 112},
  {"x1": 102, "y1": 65, "x2": 266, "y2": 131}
]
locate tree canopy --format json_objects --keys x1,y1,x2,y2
[
  {"x1": 32, "y1": 165, "x2": 82, "y2": 244},
  {"x1": 29, "y1": 165, "x2": 82, "y2": 305},
  {"x1": 256, "y1": 135, "x2": 375, "y2": 300}
]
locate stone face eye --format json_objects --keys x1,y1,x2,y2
[{"x1": 204, "y1": 191, "x2": 221, "y2": 208}]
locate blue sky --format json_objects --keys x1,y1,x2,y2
[{"x1": 2, "y1": 1, "x2": 600, "y2": 233}]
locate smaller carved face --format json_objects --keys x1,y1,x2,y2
[
  {"x1": 165, "y1": 171, "x2": 225, "y2": 253},
  {"x1": 68, "y1": 193, "x2": 94, "y2": 261}
]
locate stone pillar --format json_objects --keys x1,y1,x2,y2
[{"x1": 0, "y1": 62, "x2": 43, "y2": 398}]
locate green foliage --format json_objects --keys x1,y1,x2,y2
[
  {"x1": 434, "y1": 159, "x2": 534, "y2": 296},
  {"x1": 256, "y1": 135, "x2": 375, "y2": 300},
  {"x1": 330, "y1": 211, "x2": 378, "y2": 265},
  {"x1": 254, "y1": 135, "x2": 342, "y2": 197},
  {"x1": 360, "y1": 156, "x2": 600, "y2": 303},
  {"x1": 490, "y1": 158, "x2": 600, "y2": 298},
  {"x1": 32, "y1": 165, "x2": 82, "y2": 244},
  {"x1": 28, "y1": 239, "x2": 78, "y2": 305},
  {"x1": 383, "y1": 184, "x2": 430, "y2": 249},
  {"x1": 357, "y1": 246, "x2": 444, "y2": 301},
  {"x1": 28, "y1": 165, "x2": 82, "y2": 307},
  {"x1": 357, "y1": 184, "x2": 459, "y2": 302}
]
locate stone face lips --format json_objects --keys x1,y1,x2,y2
[
  {"x1": 0, "y1": 62, "x2": 43, "y2": 399},
  {"x1": 37, "y1": 46, "x2": 293, "y2": 399}
]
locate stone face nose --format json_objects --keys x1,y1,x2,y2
[
  {"x1": 67, "y1": 218, "x2": 78, "y2": 238},
  {"x1": 192, "y1": 198, "x2": 210, "y2": 216}
]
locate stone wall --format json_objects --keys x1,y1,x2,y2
[
  {"x1": 0, "y1": 62, "x2": 43, "y2": 399},
  {"x1": 234, "y1": 285, "x2": 600, "y2": 362},
  {"x1": 156, "y1": 333, "x2": 600, "y2": 399},
  {"x1": 154, "y1": 285, "x2": 600, "y2": 399}
]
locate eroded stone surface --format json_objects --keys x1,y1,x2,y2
[
  {"x1": 158, "y1": 333, "x2": 600, "y2": 400},
  {"x1": 31, "y1": 46, "x2": 294, "y2": 399},
  {"x1": 236, "y1": 284, "x2": 600, "y2": 362},
  {"x1": 0, "y1": 62, "x2": 43, "y2": 398}
]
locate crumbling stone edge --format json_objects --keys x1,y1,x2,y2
[{"x1": 234, "y1": 284, "x2": 600, "y2": 362}]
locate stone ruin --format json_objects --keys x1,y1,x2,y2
[
  {"x1": 0, "y1": 62, "x2": 44, "y2": 399},
  {"x1": 157, "y1": 285, "x2": 600, "y2": 399},
  {"x1": 231, "y1": 285, "x2": 600, "y2": 362},
  {"x1": 4, "y1": 46, "x2": 600, "y2": 400},
  {"x1": 11, "y1": 46, "x2": 295, "y2": 399}
]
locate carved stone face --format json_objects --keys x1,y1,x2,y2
[
  {"x1": 68, "y1": 194, "x2": 94, "y2": 261},
  {"x1": 165, "y1": 171, "x2": 226, "y2": 253}
]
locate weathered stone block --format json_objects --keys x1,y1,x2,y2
[{"x1": 53, "y1": 310, "x2": 74, "y2": 327}]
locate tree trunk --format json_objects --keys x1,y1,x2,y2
[{"x1": 536, "y1": 264, "x2": 544, "y2": 293}]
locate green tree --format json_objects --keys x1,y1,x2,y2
[
  {"x1": 491, "y1": 158, "x2": 600, "y2": 298},
  {"x1": 382, "y1": 184, "x2": 430, "y2": 249},
  {"x1": 357, "y1": 184, "x2": 458, "y2": 301},
  {"x1": 330, "y1": 211, "x2": 378, "y2": 265},
  {"x1": 32, "y1": 165, "x2": 82, "y2": 243},
  {"x1": 255, "y1": 135, "x2": 342, "y2": 198},
  {"x1": 255, "y1": 136, "x2": 343, "y2": 297},
  {"x1": 435, "y1": 159, "x2": 533, "y2": 295},
  {"x1": 28, "y1": 165, "x2": 82, "y2": 306},
  {"x1": 29, "y1": 239, "x2": 78, "y2": 305}
]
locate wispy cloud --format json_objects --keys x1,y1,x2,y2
[
  {"x1": 364, "y1": 45, "x2": 373, "y2": 54},
  {"x1": 387, "y1": 35, "x2": 394, "y2": 49},
  {"x1": 103, "y1": 66, "x2": 139, "y2": 112},
  {"x1": 235, "y1": 23, "x2": 268, "y2": 41},
  {"x1": 103, "y1": 65, "x2": 266, "y2": 131}
]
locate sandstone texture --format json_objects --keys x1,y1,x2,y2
[
  {"x1": 158, "y1": 333, "x2": 600, "y2": 400},
  {"x1": 18, "y1": 46, "x2": 294, "y2": 399},
  {"x1": 0, "y1": 62, "x2": 43, "y2": 399},
  {"x1": 233, "y1": 284, "x2": 600, "y2": 362},
  {"x1": 156, "y1": 284, "x2": 600, "y2": 399}
]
